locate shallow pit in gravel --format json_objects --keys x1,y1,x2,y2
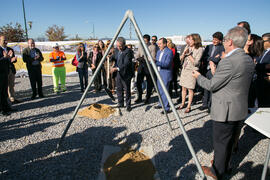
[
  {"x1": 104, "y1": 149, "x2": 156, "y2": 180},
  {"x1": 78, "y1": 103, "x2": 117, "y2": 120}
]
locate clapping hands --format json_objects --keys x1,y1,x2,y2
[
  {"x1": 4, "y1": 50, "x2": 17, "y2": 62},
  {"x1": 209, "y1": 61, "x2": 216, "y2": 75}
]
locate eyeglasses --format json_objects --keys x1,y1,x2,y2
[
  {"x1": 263, "y1": 39, "x2": 270, "y2": 43},
  {"x1": 152, "y1": 39, "x2": 157, "y2": 41},
  {"x1": 223, "y1": 38, "x2": 229, "y2": 43}
]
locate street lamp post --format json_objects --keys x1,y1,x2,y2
[{"x1": 22, "y1": 0, "x2": 28, "y2": 40}]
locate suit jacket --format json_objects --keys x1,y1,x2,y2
[
  {"x1": 0, "y1": 47, "x2": 10, "y2": 75},
  {"x1": 87, "y1": 51, "x2": 103, "y2": 69},
  {"x1": 0, "y1": 46, "x2": 16, "y2": 74},
  {"x1": 201, "y1": 43, "x2": 225, "y2": 70},
  {"x1": 182, "y1": 47, "x2": 204, "y2": 71},
  {"x1": 156, "y1": 47, "x2": 173, "y2": 82},
  {"x1": 112, "y1": 47, "x2": 134, "y2": 80},
  {"x1": 197, "y1": 49, "x2": 255, "y2": 122},
  {"x1": 256, "y1": 49, "x2": 270, "y2": 78},
  {"x1": 135, "y1": 42, "x2": 157, "y2": 74},
  {"x1": 22, "y1": 47, "x2": 44, "y2": 70}
]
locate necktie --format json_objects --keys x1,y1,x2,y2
[
  {"x1": 211, "y1": 46, "x2": 216, "y2": 57},
  {"x1": 118, "y1": 51, "x2": 122, "y2": 60}
]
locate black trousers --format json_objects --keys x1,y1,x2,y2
[
  {"x1": 77, "y1": 67, "x2": 88, "y2": 91},
  {"x1": 212, "y1": 120, "x2": 243, "y2": 178},
  {"x1": 116, "y1": 73, "x2": 131, "y2": 108},
  {"x1": 0, "y1": 73, "x2": 9, "y2": 112},
  {"x1": 256, "y1": 78, "x2": 270, "y2": 107},
  {"x1": 93, "y1": 67, "x2": 106, "y2": 91},
  {"x1": 136, "y1": 66, "x2": 153, "y2": 100},
  {"x1": 92, "y1": 69, "x2": 102, "y2": 91},
  {"x1": 248, "y1": 80, "x2": 257, "y2": 108},
  {"x1": 169, "y1": 69, "x2": 179, "y2": 96},
  {"x1": 202, "y1": 70, "x2": 213, "y2": 107},
  {"x1": 28, "y1": 66, "x2": 43, "y2": 96}
]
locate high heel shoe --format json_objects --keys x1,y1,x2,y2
[
  {"x1": 178, "y1": 104, "x2": 185, "y2": 110},
  {"x1": 184, "y1": 107, "x2": 191, "y2": 113}
]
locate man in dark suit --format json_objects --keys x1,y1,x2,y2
[
  {"x1": 111, "y1": 37, "x2": 134, "y2": 112},
  {"x1": 192, "y1": 27, "x2": 254, "y2": 179},
  {"x1": 154, "y1": 38, "x2": 173, "y2": 114},
  {"x1": 256, "y1": 33, "x2": 270, "y2": 107},
  {"x1": 0, "y1": 35, "x2": 17, "y2": 116},
  {"x1": 23, "y1": 38, "x2": 44, "y2": 99},
  {"x1": 135, "y1": 34, "x2": 157, "y2": 104},
  {"x1": 199, "y1": 32, "x2": 225, "y2": 111}
]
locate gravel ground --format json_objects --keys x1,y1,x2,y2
[{"x1": 0, "y1": 75, "x2": 269, "y2": 180}]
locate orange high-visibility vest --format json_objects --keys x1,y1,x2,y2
[{"x1": 49, "y1": 51, "x2": 66, "y2": 67}]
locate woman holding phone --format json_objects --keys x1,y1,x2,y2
[{"x1": 179, "y1": 34, "x2": 204, "y2": 113}]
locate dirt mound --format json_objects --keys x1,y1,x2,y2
[
  {"x1": 78, "y1": 103, "x2": 116, "y2": 120},
  {"x1": 103, "y1": 149, "x2": 156, "y2": 180}
]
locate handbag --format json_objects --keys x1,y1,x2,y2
[{"x1": 72, "y1": 55, "x2": 78, "y2": 66}]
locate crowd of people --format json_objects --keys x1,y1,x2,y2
[{"x1": 0, "y1": 20, "x2": 270, "y2": 179}]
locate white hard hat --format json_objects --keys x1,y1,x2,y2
[{"x1": 53, "y1": 43, "x2": 59, "y2": 48}]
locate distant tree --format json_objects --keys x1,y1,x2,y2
[
  {"x1": 36, "y1": 36, "x2": 46, "y2": 42},
  {"x1": 0, "y1": 23, "x2": 26, "y2": 42},
  {"x1": 69, "y1": 34, "x2": 83, "y2": 40},
  {"x1": 45, "y1": 25, "x2": 67, "y2": 41}
]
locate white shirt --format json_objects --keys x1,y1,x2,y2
[
  {"x1": 225, "y1": 48, "x2": 240, "y2": 58},
  {"x1": 260, "y1": 48, "x2": 270, "y2": 63},
  {"x1": 159, "y1": 50, "x2": 164, "y2": 62},
  {"x1": 0, "y1": 46, "x2": 7, "y2": 53},
  {"x1": 158, "y1": 49, "x2": 164, "y2": 71}
]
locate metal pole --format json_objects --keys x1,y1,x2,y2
[
  {"x1": 261, "y1": 139, "x2": 270, "y2": 180},
  {"x1": 22, "y1": 0, "x2": 28, "y2": 40},
  {"x1": 134, "y1": 30, "x2": 173, "y2": 130},
  {"x1": 56, "y1": 11, "x2": 130, "y2": 151},
  {"x1": 128, "y1": 10, "x2": 205, "y2": 179}
]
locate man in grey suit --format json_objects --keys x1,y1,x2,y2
[{"x1": 192, "y1": 26, "x2": 255, "y2": 179}]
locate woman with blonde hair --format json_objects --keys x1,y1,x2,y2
[{"x1": 179, "y1": 33, "x2": 204, "y2": 113}]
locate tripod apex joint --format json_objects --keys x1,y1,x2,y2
[{"x1": 126, "y1": 9, "x2": 133, "y2": 16}]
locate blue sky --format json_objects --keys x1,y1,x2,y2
[{"x1": 1, "y1": 0, "x2": 269, "y2": 41}]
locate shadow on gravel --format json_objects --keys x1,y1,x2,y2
[
  {"x1": 0, "y1": 126, "x2": 143, "y2": 179},
  {"x1": 14, "y1": 85, "x2": 116, "y2": 112},
  {"x1": 223, "y1": 125, "x2": 267, "y2": 180},
  {"x1": 0, "y1": 121, "x2": 63, "y2": 142},
  {"x1": 158, "y1": 122, "x2": 267, "y2": 179},
  {"x1": 154, "y1": 120, "x2": 213, "y2": 179}
]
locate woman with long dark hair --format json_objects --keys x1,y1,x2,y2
[
  {"x1": 244, "y1": 34, "x2": 264, "y2": 108},
  {"x1": 76, "y1": 43, "x2": 88, "y2": 92}
]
